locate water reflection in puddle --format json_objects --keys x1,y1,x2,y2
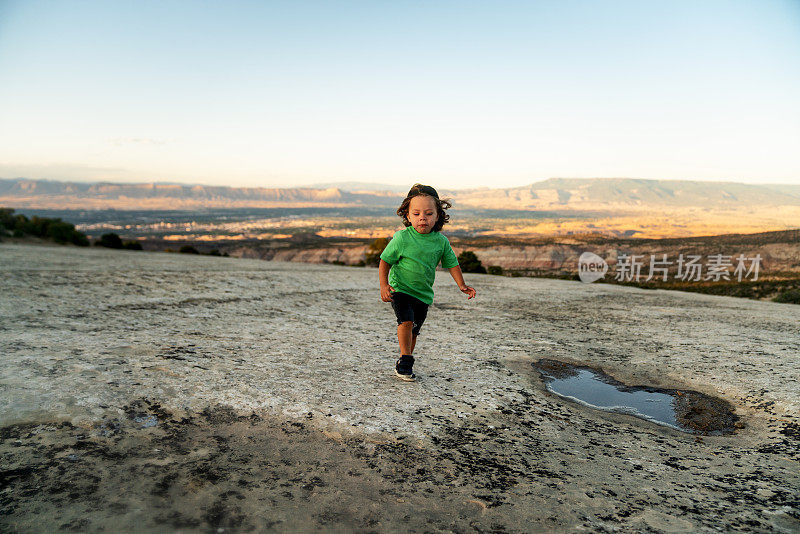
[
  {"x1": 545, "y1": 368, "x2": 681, "y2": 428},
  {"x1": 532, "y1": 359, "x2": 740, "y2": 435}
]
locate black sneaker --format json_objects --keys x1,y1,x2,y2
[{"x1": 395, "y1": 355, "x2": 416, "y2": 381}]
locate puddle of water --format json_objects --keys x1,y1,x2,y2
[{"x1": 532, "y1": 359, "x2": 740, "y2": 435}]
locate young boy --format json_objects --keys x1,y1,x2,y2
[{"x1": 378, "y1": 184, "x2": 476, "y2": 381}]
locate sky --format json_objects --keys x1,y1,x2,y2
[{"x1": 0, "y1": 0, "x2": 799, "y2": 190}]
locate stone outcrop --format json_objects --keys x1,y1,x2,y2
[{"x1": 225, "y1": 231, "x2": 800, "y2": 276}]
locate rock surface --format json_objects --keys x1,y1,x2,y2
[{"x1": 1, "y1": 242, "x2": 798, "y2": 532}]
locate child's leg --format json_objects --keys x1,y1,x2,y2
[
  {"x1": 391, "y1": 292, "x2": 424, "y2": 356},
  {"x1": 396, "y1": 325, "x2": 418, "y2": 360},
  {"x1": 408, "y1": 300, "x2": 426, "y2": 356},
  {"x1": 397, "y1": 321, "x2": 414, "y2": 355}
]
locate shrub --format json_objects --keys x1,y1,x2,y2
[
  {"x1": 365, "y1": 237, "x2": 391, "y2": 267},
  {"x1": 458, "y1": 250, "x2": 486, "y2": 274},
  {"x1": 97, "y1": 233, "x2": 123, "y2": 249},
  {"x1": 47, "y1": 221, "x2": 77, "y2": 244},
  {"x1": 23, "y1": 216, "x2": 51, "y2": 238},
  {"x1": 0, "y1": 208, "x2": 16, "y2": 231},
  {"x1": 208, "y1": 249, "x2": 221, "y2": 256},
  {"x1": 71, "y1": 232, "x2": 90, "y2": 246},
  {"x1": 0, "y1": 209, "x2": 89, "y2": 245},
  {"x1": 774, "y1": 289, "x2": 800, "y2": 304},
  {"x1": 487, "y1": 265, "x2": 504, "y2": 276},
  {"x1": 123, "y1": 241, "x2": 143, "y2": 250},
  {"x1": 179, "y1": 245, "x2": 200, "y2": 254}
]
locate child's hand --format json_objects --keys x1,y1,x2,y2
[
  {"x1": 460, "y1": 285, "x2": 476, "y2": 299},
  {"x1": 380, "y1": 284, "x2": 395, "y2": 302}
]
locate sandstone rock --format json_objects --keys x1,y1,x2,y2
[{"x1": 1, "y1": 242, "x2": 797, "y2": 532}]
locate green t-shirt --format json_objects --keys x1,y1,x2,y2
[{"x1": 379, "y1": 225, "x2": 459, "y2": 305}]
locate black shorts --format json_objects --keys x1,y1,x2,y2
[{"x1": 390, "y1": 291, "x2": 429, "y2": 336}]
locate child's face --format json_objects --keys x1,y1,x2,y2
[{"x1": 408, "y1": 195, "x2": 438, "y2": 234}]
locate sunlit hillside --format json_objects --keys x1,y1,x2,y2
[{"x1": 2, "y1": 177, "x2": 799, "y2": 239}]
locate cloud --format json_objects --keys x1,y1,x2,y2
[{"x1": 108, "y1": 137, "x2": 173, "y2": 147}]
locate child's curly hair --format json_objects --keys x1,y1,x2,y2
[{"x1": 396, "y1": 183, "x2": 452, "y2": 232}]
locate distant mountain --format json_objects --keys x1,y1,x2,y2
[
  {"x1": 1, "y1": 176, "x2": 799, "y2": 211},
  {"x1": 0, "y1": 178, "x2": 401, "y2": 209},
  {"x1": 0, "y1": 178, "x2": 340, "y2": 200},
  {"x1": 307, "y1": 181, "x2": 410, "y2": 193},
  {"x1": 762, "y1": 183, "x2": 800, "y2": 198},
  {"x1": 452, "y1": 178, "x2": 800, "y2": 210}
]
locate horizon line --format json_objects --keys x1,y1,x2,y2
[{"x1": 2, "y1": 176, "x2": 799, "y2": 191}]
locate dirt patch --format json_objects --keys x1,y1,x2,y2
[
  {"x1": 0, "y1": 401, "x2": 540, "y2": 532},
  {"x1": 2, "y1": 397, "x2": 799, "y2": 533}
]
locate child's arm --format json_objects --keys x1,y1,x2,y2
[
  {"x1": 379, "y1": 259, "x2": 395, "y2": 302},
  {"x1": 448, "y1": 265, "x2": 476, "y2": 299}
]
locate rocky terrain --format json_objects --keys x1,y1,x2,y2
[
  {"x1": 1, "y1": 242, "x2": 798, "y2": 532},
  {"x1": 223, "y1": 229, "x2": 800, "y2": 275}
]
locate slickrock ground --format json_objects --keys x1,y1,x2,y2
[{"x1": 1, "y1": 242, "x2": 798, "y2": 533}]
